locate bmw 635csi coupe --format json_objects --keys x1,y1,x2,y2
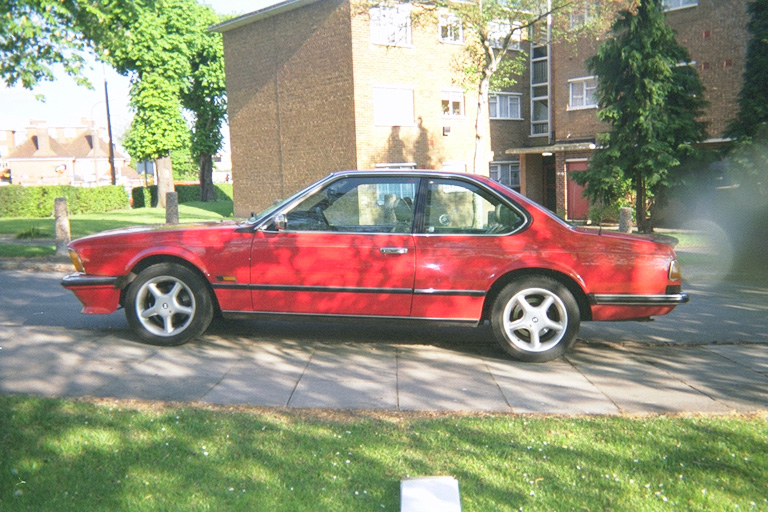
[{"x1": 62, "y1": 170, "x2": 688, "y2": 362}]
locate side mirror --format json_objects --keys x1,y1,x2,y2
[{"x1": 274, "y1": 213, "x2": 287, "y2": 231}]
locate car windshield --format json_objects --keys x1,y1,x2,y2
[{"x1": 240, "y1": 175, "x2": 336, "y2": 226}]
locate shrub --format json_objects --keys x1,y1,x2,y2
[
  {"x1": 0, "y1": 185, "x2": 129, "y2": 218},
  {"x1": 131, "y1": 183, "x2": 233, "y2": 208}
]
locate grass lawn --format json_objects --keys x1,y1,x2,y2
[
  {"x1": 1, "y1": 396, "x2": 765, "y2": 511},
  {"x1": 0, "y1": 201, "x2": 234, "y2": 258}
]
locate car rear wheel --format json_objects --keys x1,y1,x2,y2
[
  {"x1": 124, "y1": 263, "x2": 214, "y2": 346},
  {"x1": 491, "y1": 277, "x2": 580, "y2": 362}
]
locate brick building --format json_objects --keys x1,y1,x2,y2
[
  {"x1": 511, "y1": 0, "x2": 750, "y2": 220},
  {"x1": 214, "y1": 0, "x2": 750, "y2": 219}
]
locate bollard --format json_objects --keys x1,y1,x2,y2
[
  {"x1": 618, "y1": 207, "x2": 633, "y2": 233},
  {"x1": 54, "y1": 197, "x2": 71, "y2": 256},
  {"x1": 166, "y1": 192, "x2": 179, "y2": 225}
]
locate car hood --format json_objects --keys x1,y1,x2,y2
[{"x1": 70, "y1": 220, "x2": 244, "y2": 246}]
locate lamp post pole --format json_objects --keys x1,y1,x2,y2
[{"x1": 104, "y1": 78, "x2": 116, "y2": 185}]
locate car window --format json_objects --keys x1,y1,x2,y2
[
  {"x1": 424, "y1": 178, "x2": 526, "y2": 235},
  {"x1": 284, "y1": 177, "x2": 419, "y2": 233}
]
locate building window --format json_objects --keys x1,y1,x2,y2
[
  {"x1": 663, "y1": 0, "x2": 698, "y2": 10},
  {"x1": 490, "y1": 160, "x2": 521, "y2": 192},
  {"x1": 570, "y1": 1, "x2": 599, "y2": 29},
  {"x1": 441, "y1": 90, "x2": 465, "y2": 118},
  {"x1": 488, "y1": 20, "x2": 522, "y2": 50},
  {"x1": 370, "y1": 4, "x2": 412, "y2": 47},
  {"x1": 530, "y1": 44, "x2": 549, "y2": 137},
  {"x1": 489, "y1": 93, "x2": 522, "y2": 120},
  {"x1": 438, "y1": 11, "x2": 463, "y2": 43},
  {"x1": 568, "y1": 76, "x2": 598, "y2": 110},
  {"x1": 373, "y1": 85, "x2": 415, "y2": 126}
]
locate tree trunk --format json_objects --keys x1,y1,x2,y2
[
  {"x1": 199, "y1": 153, "x2": 216, "y2": 202},
  {"x1": 473, "y1": 75, "x2": 492, "y2": 175},
  {"x1": 155, "y1": 155, "x2": 174, "y2": 209},
  {"x1": 635, "y1": 177, "x2": 653, "y2": 233}
]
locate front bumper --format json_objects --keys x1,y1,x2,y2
[{"x1": 61, "y1": 273, "x2": 122, "y2": 314}]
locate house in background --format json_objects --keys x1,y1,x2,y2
[
  {"x1": 3, "y1": 120, "x2": 132, "y2": 186},
  {"x1": 214, "y1": 0, "x2": 749, "y2": 220}
]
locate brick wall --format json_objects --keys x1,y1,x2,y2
[
  {"x1": 665, "y1": 0, "x2": 749, "y2": 138},
  {"x1": 222, "y1": 0, "x2": 358, "y2": 217}
]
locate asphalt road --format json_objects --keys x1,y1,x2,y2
[{"x1": 1, "y1": 268, "x2": 767, "y2": 414}]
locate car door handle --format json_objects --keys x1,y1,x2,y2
[{"x1": 380, "y1": 247, "x2": 409, "y2": 255}]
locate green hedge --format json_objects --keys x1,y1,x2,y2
[
  {"x1": 0, "y1": 185, "x2": 129, "y2": 218},
  {"x1": 131, "y1": 184, "x2": 234, "y2": 208}
]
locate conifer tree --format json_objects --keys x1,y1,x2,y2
[{"x1": 573, "y1": 0, "x2": 707, "y2": 232}]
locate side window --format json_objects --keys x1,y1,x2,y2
[
  {"x1": 424, "y1": 179, "x2": 525, "y2": 235},
  {"x1": 284, "y1": 177, "x2": 418, "y2": 233}
]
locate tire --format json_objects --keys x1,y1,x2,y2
[
  {"x1": 491, "y1": 276, "x2": 580, "y2": 362},
  {"x1": 124, "y1": 263, "x2": 214, "y2": 346}
]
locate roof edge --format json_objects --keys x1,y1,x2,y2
[{"x1": 210, "y1": 0, "x2": 325, "y2": 33}]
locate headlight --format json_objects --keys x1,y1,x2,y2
[
  {"x1": 668, "y1": 259, "x2": 682, "y2": 281},
  {"x1": 69, "y1": 249, "x2": 85, "y2": 273}
]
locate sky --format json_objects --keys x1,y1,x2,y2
[{"x1": 0, "y1": 0, "x2": 269, "y2": 154}]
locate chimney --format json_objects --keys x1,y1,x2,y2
[{"x1": 28, "y1": 121, "x2": 54, "y2": 156}]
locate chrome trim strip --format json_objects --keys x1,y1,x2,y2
[
  {"x1": 212, "y1": 283, "x2": 413, "y2": 294},
  {"x1": 414, "y1": 288, "x2": 486, "y2": 297},
  {"x1": 590, "y1": 293, "x2": 690, "y2": 306},
  {"x1": 212, "y1": 282, "x2": 487, "y2": 297},
  {"x1": 60, "y1": 273, "x2": 118, "y2": 288}
]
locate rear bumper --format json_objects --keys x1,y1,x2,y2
[
  {"x1": 61, "y1": 273, "x2": 122, "y2": 314},
  {"x1": 589, "y1": 293, "x2": 690, "y2": 306}
]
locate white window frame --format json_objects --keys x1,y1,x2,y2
[
  {"x1": 441, "y1": 89, "x2": 465, "y2": 118},
  {"x1": 438, "y1": 11, "x2": 463, "y2": 44},
  {"x1": 568, "y1": 76, "x2": 598, "y2": 110},
  {"x1": 370, "y1": 4, "x2": 412, "y2": 47},
  {"x1": 489, "y1": 93, "x2": 522, "y2": 120},
  {"x1": 663, "y1": 0, "x2": 698, "y2": 11},
  {"x1": 490, "y1": 160, "x2": 521, "y2": 191},
  {"x1": 373, "y1": 85, "x2": 415, "y2": 126},
  {"x1": 488, "y1": 20, "x2": 522, "y2": 51}
]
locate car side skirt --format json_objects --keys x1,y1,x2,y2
[{"x1": 220, "y1": 310, "x2": 480, "y2": 327}]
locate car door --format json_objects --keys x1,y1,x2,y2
[
  {"x1": 249, "y1": 176, "x2": 418, "y2": 317},
  {"x1": 412, "y1": 177, "x2": 528, "y2": 321}
]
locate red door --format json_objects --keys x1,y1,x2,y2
[
  {"x1": 250, "y1": 231, "x2": 415, "y2": 316},
  {"x1": 566, "y1": 161, "x2": 590, "y2": 221}
]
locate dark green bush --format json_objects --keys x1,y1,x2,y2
[
  {"x1": 131, "y1": 184, "x2": 233, "y2": 208},
  {"x1": 0, "y1": 185, "x2": 129, "y2": 218}
]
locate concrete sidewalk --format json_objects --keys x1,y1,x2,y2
[{"x1": 1, "y1": 323, "x2": 767, "y2": 415}]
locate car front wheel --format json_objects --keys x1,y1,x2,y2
[
  {"x1": 124, "y1": 263, "x2": 214, "y2": 346},
  {"x1": 491, "y1": 277, "x2": 580, "y2": 362}
]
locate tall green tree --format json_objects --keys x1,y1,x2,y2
[
  {"x1": 724, "y1": 0, "x2": 768, "y2": 197},
  {"x1": 726, "y1": 0, "x2": 768, "y2": 142},
  {"x1": 573, "y1": 0, "x2": 707, "y2": 232},
  {"x1": 113, "y1": 0, "x2": 226, "y2": 204},
  {"x1": 179, "y1": 3, "x2": 227, "y2": 202},
  {"x1": 1, "y1": 0, "x2": 226, "y2": 204}
]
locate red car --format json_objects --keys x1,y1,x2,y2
[{"x1": 62, "y1": 170, "x2": 688, "y2": 362}]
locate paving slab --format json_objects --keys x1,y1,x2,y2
[
  {"x1": 397, "y1": 345, "x2": 511, "y2": 412},
  {"x1": 487, "y1": 356, "x2": 620, "y2": 415},
  {"x1": 288, "y1": 343, "x2": 398, "y2": 409},
  {"x1": 566, "y1": 344, "x2": 732, "y2": 414}
]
